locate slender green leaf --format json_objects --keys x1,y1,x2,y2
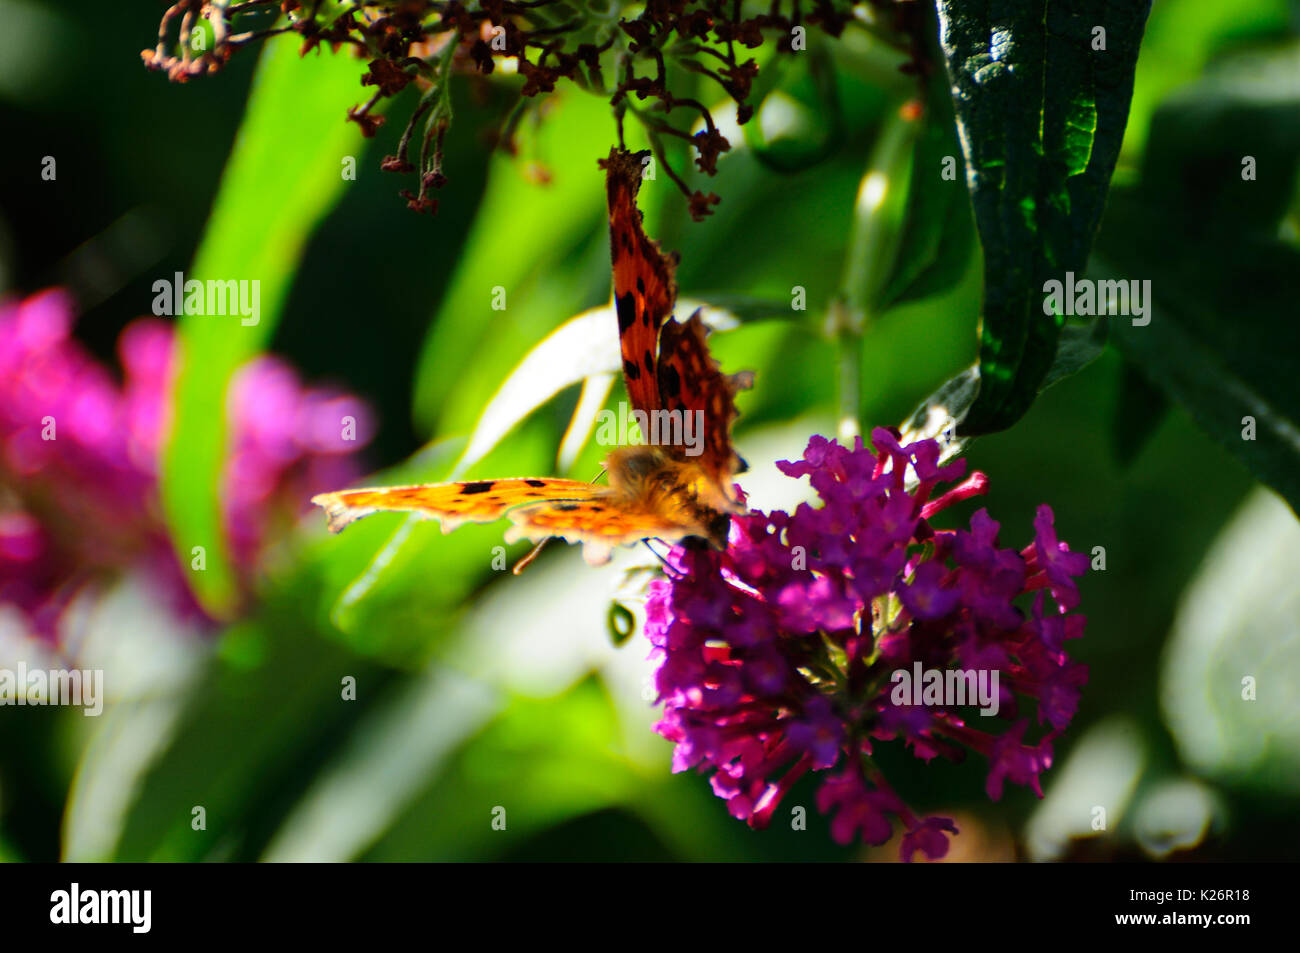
[{"x1": 161, "y1": 41, "x2": 369, "y2": 616}]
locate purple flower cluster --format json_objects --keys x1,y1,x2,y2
[
  {"x1": 0, "y1": 289, "x2": 373, "y2": 639},
  {"x1": 648, "y1": 429, "x2": 1089, "y2": 861}
]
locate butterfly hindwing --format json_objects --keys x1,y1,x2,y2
[
  {"x1": 657, "y1": 311, "x2": 752, "y2": 498},
  {"x1": 504, "y1": 497, "x2": 690, "y2": 565},
  {"x1": 311, "y1": 478, "x2": 604, "y2": 534}
]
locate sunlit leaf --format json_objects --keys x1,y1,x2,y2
[{"x1": 452, "y1": 299, "x2": 755, "y2": 476}]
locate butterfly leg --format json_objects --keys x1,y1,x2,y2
[{"x1": 511, "y1": 537, "x2": 553, "y2": 575}]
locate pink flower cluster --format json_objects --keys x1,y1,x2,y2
[{"x1": 647, "y1": 430, "x2": 1089, "y2": 860}]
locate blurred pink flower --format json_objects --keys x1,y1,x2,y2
[{"x1": 0, "y1": 288, "x2": 374, "y2": 640}]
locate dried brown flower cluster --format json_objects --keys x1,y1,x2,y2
[{"x1": 143, "y1": 0, "x2": 875, "y2": 219}]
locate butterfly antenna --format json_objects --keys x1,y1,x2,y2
[
  {"x1": 642, "y1": 539, "x2": 683, "y2": 579},
  {"x1": 512, "y1": 538, "x2": 552, "y2": 575}
]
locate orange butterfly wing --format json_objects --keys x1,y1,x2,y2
[
  {"x1": 601, "y1": 147, "x2": 678, "y2": 420},
  {"x1": 656, "y1": 312, "x2": 753, "y2": 507},
  {"x1": 311, "y1": 478, "x2": 603, "y2": 534},
  {"x1": 504, "y1": 496, "x2": 693, "y2": 566},
  {"x1": 312, "y1": 476, "x2": 693, "y2": 565}
]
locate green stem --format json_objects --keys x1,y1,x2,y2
[
  {"x1": 832, "y1": 99, "x2": 922, "y2": 442},
  {"x1": 834, "y1": 299, "x2": 863, "y2": 442}
]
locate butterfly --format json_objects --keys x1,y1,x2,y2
[{"x1": 312, "y1": 146, "x2": 752, "y2": 566}]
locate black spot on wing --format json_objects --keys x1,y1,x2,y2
[
  {"x1": 616, "y1": 292, "x2": 638, "y2": 333},
  {"x1": 643, "y1": 349, "x2": 655, "y2": 373},
  {"x1": 623, "y1": 359, "x2": 642, "y2": 381},
  {"x1": 554, "y1": 502, "x2": 580, "y2": 512},
  {"x1": 658, "y1": 361, "x2": 681, "y2": 401},
  {"x1": 524, "y1": 479, "x2": 547, "y2": 488},
  {"x1": 636, "y1": 277, "x2": 646, "y2": 294},
  {"x1": 459, "y1": 481, "x2": 495, "y2": 494}
]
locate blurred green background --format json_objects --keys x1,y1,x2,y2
[{"x1": 0, "y1": 0, "x2": 1297, "y2": 861}]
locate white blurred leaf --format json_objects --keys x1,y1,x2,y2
[{"x1": 452, "y1": 300, "x2": 746, "y2": 477}]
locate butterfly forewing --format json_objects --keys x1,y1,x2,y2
[{"x1": 311, "y1": 478, "x2": 604, "y2": 534}]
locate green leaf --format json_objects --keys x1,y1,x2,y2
[
  {"x1": 1113, "y1": 361, "x2": 1168, "y2": 466},
  {"x1": 103, "y1": 608, "x2": 391, "y2": 861},
  {"x1": 452, "y1": 305, "x2": 621, "y2": 476},
  {"x1": 839, "y1": 100, "x2": 921, "y2": 321},
  {"x1": 898, "y1": 364, "x2": 977, "y2": 465},
  {"x1": 1102, "y1": 224, "x2": 1300, "y2": 515},
  {"x1": 874, "y1": 111, "x2": 975, "y2": 312},
  {"x1": 898, "y1": 312, "x2": 1106, "y2": 467},
  {"x1": 358, "y1": 677, "x2": 650, "y2": 861},
  {"x1": 874, "y1": 39, "x2": 976, "y2": 314},
  {"x1": 1040, "y1": 315, "x2": 1108, "y2": 391},
  {"x1": 1162, "y1": 487, "x2": 1300, "y2": 795},
  {"x1": 935, "y1": 0, "x2": 1153, "y2": 435},
  {"x1": 1136, "y1": 44, "x2": 1300, "y2": 235},
  {"x1": 160, "y1": 40, "x2": 369, "y2": 616}
]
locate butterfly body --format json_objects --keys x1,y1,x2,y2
[{"x1": 313, "y1": 146, "x2": 750, "y2": 567}]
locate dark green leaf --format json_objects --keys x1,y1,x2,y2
[
  {"x1": 1040, "y1": 316, "x2": 1108, "y2": 391},
  {"x1": 899, "y1": 314, "x2": 1106, "y2": 462},
  {"x1": 106, "y1": 607, "x2": 390, "y2": 861},
  {"x1": 935, "y1": 0, "x2": 1152, "y2": 434},
  {"x1": 1099, "y1": 199, "x2": 1300, "y2": 515},
  {"x1": 876, "y1": 47, "x2": 976, "y2": 313},
  {"x1": 1097, "y1": 44, "x2": 1300, "y2": 514},
  {"x1": 1113, "y1": 361, "x2": 1168, "y2": 465}
]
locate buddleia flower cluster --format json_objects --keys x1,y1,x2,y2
[{"x1": 647, "y1": 429, "x2": 1089, "y2": 860}]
